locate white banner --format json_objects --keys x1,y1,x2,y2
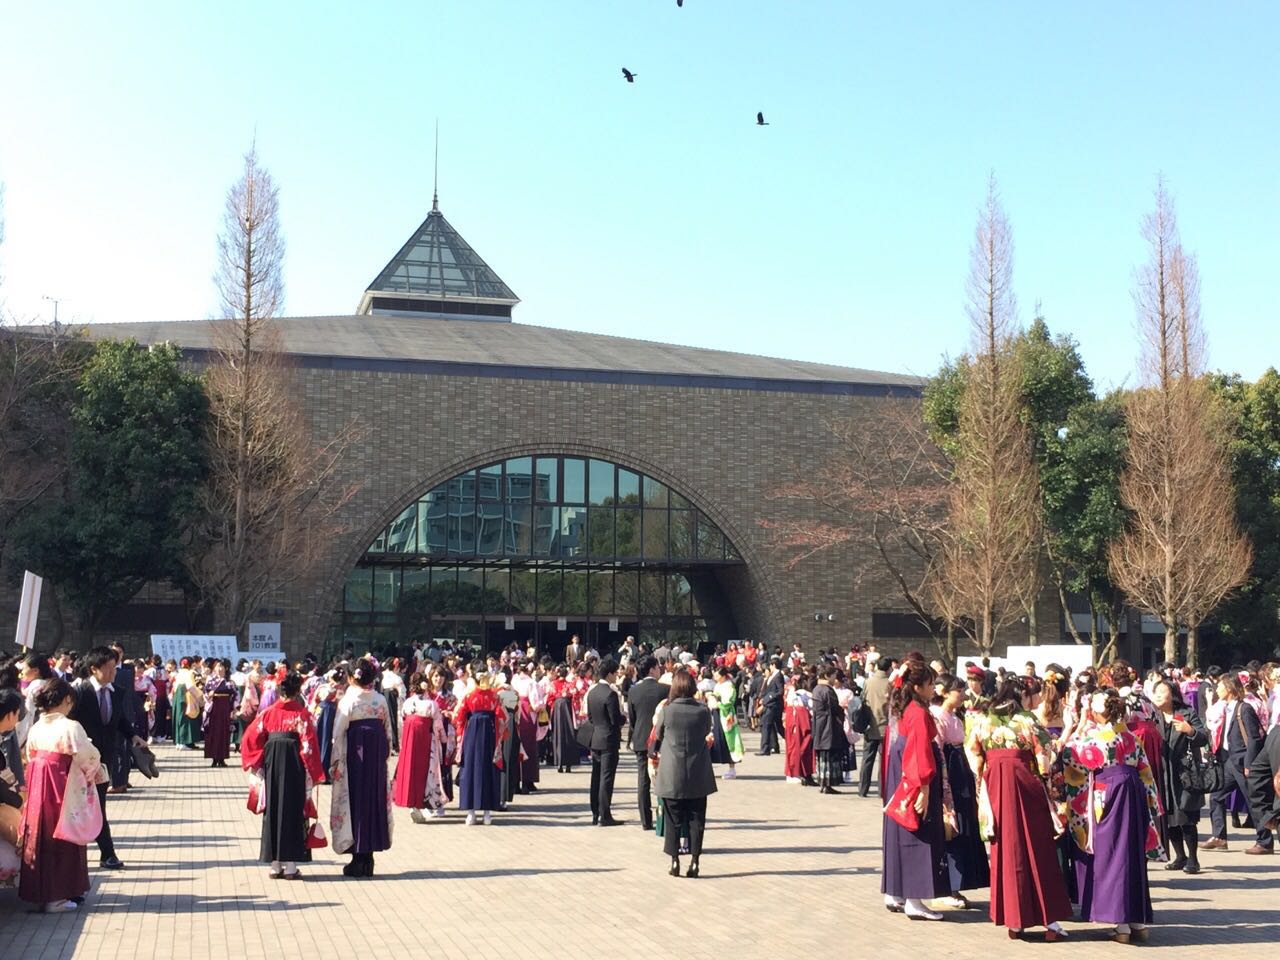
[
  {"x1": 14, "y1": 571, "x2": 42, "y2": 649},
  {"x1": 150, "y1": 634, "x2": 238, "y2": 663},
  {"x1": 1004, "y1": 644, "x2": 1095, "y2": 677}
]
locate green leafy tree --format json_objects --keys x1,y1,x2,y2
[
  {"x1": 1207, "y1": 369, "x2": 1280, "y2": 660},
  {"x1": 13, "y1": 340, "x2": 208, "y2": 635}
]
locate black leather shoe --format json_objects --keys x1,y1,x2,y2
[
  {"x1": 755, "y1": 750, "x2": 771, "y2": 756},
  {"x1": 1183, "y1": 861, "x2": 1201, "y2": 874},
  {"x1": 669, "y1": 858, "x2": 680, "y2": 877},
  {"x1": 99, "y1": 856, "x2": 125, "y2": 870},
  {"x1": 686, "y1": 860, "x2": 700, "y2": 878},
  {"x1": 598, "y1": 817, "x2": 624, "y2": 827}
]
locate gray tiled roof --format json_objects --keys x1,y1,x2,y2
[{"x1": 69, "y1": 315, "x2": 924, "y2": 393}]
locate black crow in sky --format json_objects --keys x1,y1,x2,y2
[
  {"x1": 622, "y1": 68, "x2": 637, "y2": 83},
  {"x1": 756, "y1": 111, "x2": 769, "y2": 126}
]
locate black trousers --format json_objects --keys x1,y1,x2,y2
[
  {"x1": 858, "y1": 738, "x2": 882, "y2": 796},
  {"x1": 662, "y1": 797, "x2": 707, "y2": 858},
  {"x1": 95, "y1": 781, "x2": 116, "y2": 860},
  {"x1": 759, "y1": 705, "x2": 781, "y2": 753},
  {"x1": 1210, "y1": 756, "x2": 1271, "y2": 847},
  {"x1": 590, "y1": 749, "x2": 619, "y2": 822},
  {"x1": 635, "y1": 750, "x2": 653, "y2": 828},
  {"x1": 109, "y1": 733, "x2": 130, "y2": 788}
]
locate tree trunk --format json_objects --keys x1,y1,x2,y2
[
  {"x1": 1163, "y1": 622, "x2": 1178, "y2": 667},
  {"x1": 1027, "y1": 599, "x2": 1038, "y2": 646},
  {"x1": 1186, "y1": 621, "x2": 1199, "y2": 669}
]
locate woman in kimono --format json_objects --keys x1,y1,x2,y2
[
  {"x1": 240, "y1": 671, "x2": 325, "y2": 880},
  {"x1": 393, "y1": 673, "x2": 447, "y2": 822},
  {"x1": 330, "y1": 661, "x2": 394, "y2": 877},
  {"x1": 713, "y1": 666, "x2": 745, "y2": 779},
  {"x1": 202, "y1": 659, "x2": 239, "y2": 768},
  {"x1": 171, "y1": 659, "x2": 201, "y2": 750},
  {"x1": 19, "y1": 679, "x2": 107, "y2": 912},
  {"x1": 497, "y1": 673, "x2": 521, "y2": 807},
  {"x1": 1062, "y1": 688, "x2": 1164, "y2": 944},
  {"x1": 548, "y1": 666, "x2": 578, "y2": 774},
  {"x1": 510, "y1": 663, "x2": 543, "y2": 794},
  {"x1": 930, "y1": 676, "x2": 989, "y2": 908},
  {"x1": 783, "y1": 676, "x2": 815, "y2": 786},
  {"x1": 880, "y1": 657, "x2": 949, "y2": 922},
  {"x1": 1150, "y1": 677, "x2": 1209, "y2": 874},
  {"x1": 130, "y1": 661, "x2": 155, "y2": 745},
  {"x1": 811, "y1": 665, "x2": 847, "y2": 794},
  {"x1": 237, "y1": 666, "x2": 262, "y2": 754},
  {"x1": 381, "y1": 659, "x2": 406, "y2": 754},
  {"x1": 427, "y1": 667, "x2": 458, "y2": 803},
  {"x1": 312, "y1": 669, "x2": 344, "y2": 783},
  {"x1": 966, "y1": 677, "x2": 1071, "y2": 941},
  {"x1": 455, "y1": 669, "x2": 510, "y2": 826}
]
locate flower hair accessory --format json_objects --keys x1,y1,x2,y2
[{"x1": 890, "y1": 662, "x2": 910, "y2": 689}]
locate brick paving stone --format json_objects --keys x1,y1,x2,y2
[{"x1": 1, "y1": 730, "x2": 1277, "y2": 959}]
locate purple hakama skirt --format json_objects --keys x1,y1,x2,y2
[
  {"x1": 880, "y1": 735, "x2": 949, "y2": 900},
  {"x1": 345, "y1": 718, "x2": 390, "y2": 853},
  {"x1": 203, "y1": 694, "x2": 234, "y2": 762},
  {"x1": 459, "y1": 711, "x2": 501, "y2": 812},
  {"x1": 1076, "y1": 764, "x2": 1154, "y2": 925},
  {"x1": 517, "y1": 708, "x2": 539, "y2": 785}
]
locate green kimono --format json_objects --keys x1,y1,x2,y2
[{"x1": 714, "y1": 680, "x2": 745, "y2": 763}]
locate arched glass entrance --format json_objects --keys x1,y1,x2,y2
[{"x1": 333, "y1": 455, "x2": 745, "y2": 658}]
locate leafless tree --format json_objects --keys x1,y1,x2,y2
[
  {"x1": 763, "y1": 404, "x2": 954, "y2": 659},
  {"x1": 1109, "y1": 181, "x2": 1250, "y2": 665},
  {"x1": 188, "y1": 145, "x2": 359, "y2": 638},
  {"x1": 931, "y1": 176, "x2": 1043, "y2": 654}
]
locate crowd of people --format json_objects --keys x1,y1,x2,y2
[{"x1": 0, "y1": 638, "x2": 1277, "y2": 938}]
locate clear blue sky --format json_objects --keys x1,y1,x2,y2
[{"x1": 1, "y1": 2, "x2": 1276, "y2": 389}]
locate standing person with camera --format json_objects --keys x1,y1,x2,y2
[
  {"x1": 1150, "y1": 677, "x2": 1210, "y2": 874},
  {"x1": 586, "y1": 658, "x2": 624, "y2": 826}
]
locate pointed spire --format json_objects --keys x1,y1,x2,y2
[{"x1": 432, "y1": 119, "x2": 439, "y2": 213}]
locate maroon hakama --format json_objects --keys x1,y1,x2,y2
[
  {"x1": 203, "y1": 694, "x2": 234, "y2": 763},
  {"x1": 784, "y1": 704, "x2": 814, "y2": 779},
  {"x1": 985, "y1": 748, "x2": 1071, "y2": 929},
  {"x1": 392, "y1": 713, "x2": 433, "y2": 808},
  {"x1": 19, "y1": 751, "x2": 89, "y2": 906}
]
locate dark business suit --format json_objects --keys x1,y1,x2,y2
[
  {"x1": 586, "y1": 682, "x2": 624, "y2": 824},
  {"x1": 110, "y1": 661, "x2": 138, "y2": 787},
  {"x1": 1210, "y1": 701, "x2": 1268, "y2": 847},
  {"x1": 70, "y1": 679, "x2": 136, "y2": 861},
  {"x1": 626, "y1": 676, "x2": 668, "y2": 829},
  {"x1": 651, "y1": 696, "x2": 718, "y2": 859},
  {"x1": 757, "y1": 671, "x2": 784, "y2": 754},
  {"x1": 1246, "y1": 725, "x2": 1280, "y2": 833}
]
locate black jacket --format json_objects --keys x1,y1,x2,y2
[
  {"x1": 810, "y1": 682, "x2": 847, "y2": 752},
  {"x1": 626, "y1": 677, "x2": 668, "y2": 752},
  {"x1": 1155, "y1": 702, "x2": 1210, "y2": 812},
  {"x1": 70, "y1": 679, "x2": 135, "y2": 767},
  {"x1": 586, "y1": 682, "x2": 623, "y2": 752},
  {"x1": 761, "y1": 672, "x2": 784, "y2": 710},
  {"x1": 1219, "y1": 700, "x2": 1263, "y2": 768}
]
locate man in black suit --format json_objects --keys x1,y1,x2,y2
[
  {"x1": 108, "y1": 644, "x2": 137, "y2": 791},
  {"x1": 626, "y1": 655, "x2": 667, "y2": 830},
  {"x1": 755, "y1": 659, "x2": 784, "y2": 755},
  {"x1": 1204, "y1": 679, "x2": 1270, "y2": 854},
  {"x1": 70, "y1": 645, "x2": 144, "y2": 870},
  {"x1": 586, "y1": 657, "x2": 625, "y2": 826}
]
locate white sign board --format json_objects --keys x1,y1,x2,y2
[
  {"x1": 556, "y1": 617, "x2": 567, "y2": 631},
  {"x1": 246, "y1": 622, "x2": 282, "y2": 654},
  {"x1": 1004, "y1": 644, "x2": 1095, "y2": 677},
  {"x1": 608, "y1": 618, "x2": 619, "y2": 632},
  {"x1": 14, "y1": 571, "x2": 42, "y2": 649},
  {"x1": 150, "y1": 634, "x2": 238, "y2": 663}
]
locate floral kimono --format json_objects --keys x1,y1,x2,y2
[
  {"x1": 964, "y1": 710, "x2": 1060, "y2": 841},
  {"x1": 1061, "y1": 721, "x2": 1164, "y2": 859},
  {"x1": 329, "y1": 687, "x2": 395, "y2": 855}
]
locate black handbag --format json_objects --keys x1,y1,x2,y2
[
  {"x1": 574, "y1": 720, "x2": 595, "y2": 750},
  {"x1": 850, "y1": 702, "x2": 873, "y2": 736},
  {"x1": 1179, "y1": 742, "x2": 1223, "y2": 795}
]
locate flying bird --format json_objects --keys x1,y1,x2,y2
[
  {"x1": 756, "y1": 111, "x2": 769, "y2": 126},
  {"x1": 677, "y1": 0, "x2": 684, "y2": 6},
  {"x1": 622, "y1": 68, "x2": 637, "y2": 83}
]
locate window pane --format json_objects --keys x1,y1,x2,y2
[
  {"x1": 368, "y1": 526, "x2": 388, "y2": 553},
  {"x1": 587, "y1": 507, "x2": 614, "y2": 559},
  {"x1": 640, "y1": 572, "x2": 665, "y2": 616},
  {"x1": 372, "y1": 568, "x2": 399, "y2": 612},
  {"x1": 478, "y1": 462, "x2": 502, "y2": 500},
  {"x1": 510, "y1": 569, "x2": 537, "y2": 614},
  {"x1": 447, "y1": 469, "x2": 474, "y2": 500},
  {"x1": 613, "y1": 571, "x2": 640, "y2": 615},
  {"x1": 535, "y1": 457, "x2": 558, "y2": 502},
  {"x1": 536, "y1": 566, "x2": 562, "y2": 613},
  {"x1": 505, "y1": 457, "x2": 533, "y2": 501},
  {"x1": 588, "y1": 459, "x2": 615, "y2": 505},
  {"x1": 477, "y1": 503, "x2": 503, "y2": 556},
  {"x1": 422, "y1": 490, "x2": 448, "y2": 554},
  {"x1": 615, "y1": 507, "x2": 641, "y2": 558},
  {"x1": 386, "y1": 503, "x2": 417, "y2": 553},
  {"x1": 345, "y1": 567, "x2": 372, "y2": 613},
  {"x1": 668, "y1": 573, "x2": 692, "y2": 616},
  {"x1": 642, "y1": 508, "x2": 668, "y2": 560},
  {"x1": 643, "y1": 476, "x2": 669, "y2": 507},
  {"x1": 589, "y1": 570, "x2": 614, "y2": 615},
  {"x1": 533, "y1": 506, "x2": 557, "y2": 557},
  {"x1": 670, "y1": 510, "x2": 695, "y2": 559},
  {"x1": 617, "y1": 468, "x2": 640, "y2": 504},
  {"x1": 563, "y1": 458, "x2": 585, "y2": 504},
  {"x1": 457, "y1": 566, "x2": 487, "y2": 611},
  {"x1": 505, "y1": 504, "x2": 532, "y2": 556},
  {"x1": 485, "y1": 564, "x2": 511, "y2": 612},
  {"x1": 562, "y1": 569, "x2": 588, "y2": 615},
  {"x1": 560, "y1": 507, "x2": 585, "y2": 558},
  {"x1": 696, "y1": 513, "x2": 725, "y2": 560},
  {"x1": 670, "y1": 489, "x2": 691, "y2": 510},
  {"x1": 430, "y1": 565, "x2": 456, "y2": 612}
]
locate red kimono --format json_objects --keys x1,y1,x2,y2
[{"x1": 240, "y1": 700, "x2": 326, "y2": 786}]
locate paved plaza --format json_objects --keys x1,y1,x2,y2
[{"x1": 2, "y1": 730, "x2": 1277, "y2": 960}]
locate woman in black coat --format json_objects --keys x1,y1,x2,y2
[
  {"x1": 1151, "y1": 677, "x2": 1210, "y2": 874},
  {"x1": 810, "y1": 665, "x2": 848, "y2": 794},
  {"x1": 651, "y1": 668, "x2": 717, "y2": 878}
]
